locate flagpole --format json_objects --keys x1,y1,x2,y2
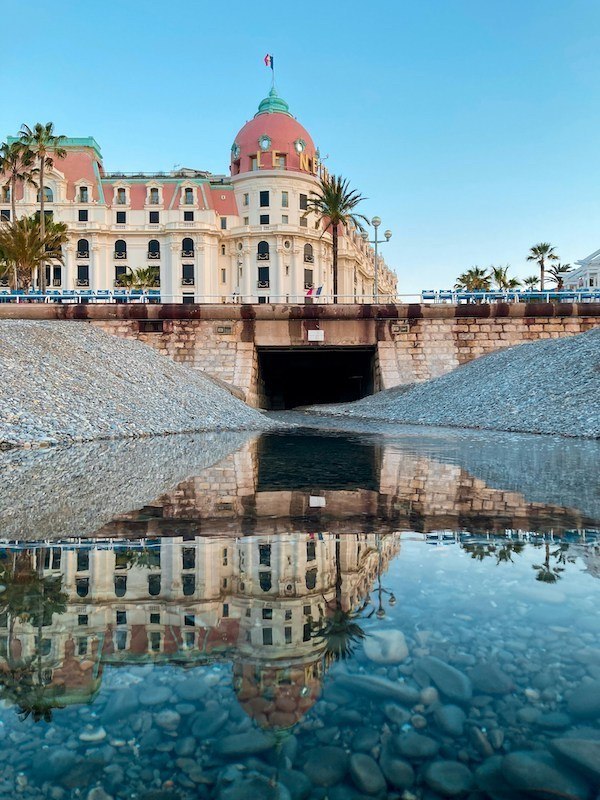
[{"x1": 271, "y1": 55, "x2": 275, "y2": 90}]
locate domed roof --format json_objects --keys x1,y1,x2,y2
[
  {"x1": 230, "y1": 89, "x2": 318, "y2": 176},
  {"x1": 233, "y1": 661, "x2": 322, "y2": 730}
]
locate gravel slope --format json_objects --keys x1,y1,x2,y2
[
  {"x1": 308, "y1": 329, "x2": 600, "y2": 438},
  {"x1": 0, "y1": 431, "x2": 254, "y2": 539},
  {"x1": 0, "y1": 320, "x2": 273, "y2": 448}
]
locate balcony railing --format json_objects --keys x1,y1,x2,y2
[
  {"x1": 257, "y1": 280, "x2": 270, "y2": 289},
  {"x1": 304, "y1": 283, "x2": 314, "y2": 290},
  {"x1": 114, "y1": 252, "x2": 127, "y2": 259},
  {"x1": 52, "y1": 279, "x2": 62, "y2": 287},
  {"x1": 304, "y1": 255, "x2": 314, "y2": 263},
  {"x1": 76, "y1": 279, "x2": 90, "y2": 287},
  {"x1": 257, "y1": 253, "x2": 269, "y2": 261},
  {"x1": 147, "y1": 252, "x2": 160, "y2": 259},
  {"x1": 181, "y1": 250, "x2": 194, "y2": 257},
  {"x1": 76, "y1": 251, "x2": 89, "y2": 259},
  {"x1": 181, "y1": 278, "x2": 195, "y2": 286}
]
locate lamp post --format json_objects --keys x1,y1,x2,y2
[{"x1": 361, "y1": 217, "x2": 392, "y2": 303}]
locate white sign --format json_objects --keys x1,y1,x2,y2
[
  {"x1": 307, "y1": 329, "x2": 325, "y2": 342},
  {"x1": 309, "y1": 496, "x2": 326, "y2": 507}
]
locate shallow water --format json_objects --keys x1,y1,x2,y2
[{"x1": 0, "y1": 423, "x2": 598, "y2": 799}]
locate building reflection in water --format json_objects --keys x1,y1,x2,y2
[{"x1": 0, "y1": 533, "x2": 400, "y2": 728}]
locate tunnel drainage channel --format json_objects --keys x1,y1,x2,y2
[{"x1": 257, "y1": 346, "x2": 377, "y2": 410}]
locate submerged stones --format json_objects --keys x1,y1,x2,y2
[
  {"x1": 502, "y1": 751, "x2": 592, "y2": 800},
  {"x1": 349, "y1": 753, "x2": 386, "y2": 795},
  {"x1": 433, "y1": 704, "x2": 466, "y2": 737},
  {"x1": 423, "y1": 760, "x2": 474, "y2": 797},
  {"x1": 567, "y1": 680, "x2": 600, "y2": 719},
  {"x1": 302, "y1": 747, "x2": 348, "y2": 786},
  {"x1": 363, "y1": 629, "x2": 409, "y2": 664},
  {"x1": 336, "y1": 673, "x2": 420, "y2": 706},
  {"x1": 416, "y1": 656, "x2": 473, "y2": 704},
  {"x1": 550, "y1": 738, "x2": 600, "y2": 783},
  {"x1": 469, "y1": 661, "x2": 514, "y2": 695}
]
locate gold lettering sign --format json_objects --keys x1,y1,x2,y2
[{"x1": 299, "y1": 152, "x2": 310, "y2": 172}]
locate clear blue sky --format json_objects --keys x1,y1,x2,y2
[{"x1": 2, "y1": 0, "x2": 599, "y2": 295}]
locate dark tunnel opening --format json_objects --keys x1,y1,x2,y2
[{"x1": 257, "y1": 347, "x2": 376, "y2": 409}]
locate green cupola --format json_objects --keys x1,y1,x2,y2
[{"x1": 255, "y1": 88, "x2": 292, "y2": 117}]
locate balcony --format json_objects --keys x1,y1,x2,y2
[
  {"x1": 76, "y1": 279, "x2": 90, "y2": 287},
  {"x1": 257, "y1": 253, "x2": 270, "y2": 261},
  {"x1": 304, "y1": 283, "x2": 314, "y2": 290},
  {"x1": 147, "y1": 252, "x2": 160, "y2": 260},
  {"x1": 257, "y1": 280, "x2": 270, "y2": 289},
  {"x1": 114, "y1": 252, "x2": 127, "y2": 259},
  {"x1": 304, "y1": 255, "x2": 314, "y2": 263},
  {"x1": 76, "y1": 251, "x2": 89, "y2": 259},
  {"x1": 181, "y1": 278, "x2": 195, "y2": 286},
  {"x1": 52, "y1": 279, "x2": 62, "y2": 287},
  {"x1": 181, "y1": 250, "x2": 194, "y2": 257}
]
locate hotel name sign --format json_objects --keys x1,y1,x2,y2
[{"x1": 251, "y1": 150, "x2": 329, "y2": 181}]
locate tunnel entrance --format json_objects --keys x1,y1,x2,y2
[{"x1": 257, "y1": 346, "x2": 376, "y2": 409}]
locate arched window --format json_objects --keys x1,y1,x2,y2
[
  {"x1": 77, "y1": 239, "x2": 89, "y2": 258},
  {"x1": 183, "y1": 575, "x2": 195, "y2": 596},
  {"x1": 304, "y1": 243, "x2": 314, "y2": 263},
  {"x1": 257, "y1": 241, "x2": 269, "y2": 261},
  {"x1": 259, "y1": 571, "x2": 272, "y2": 592},
  {"x1": 182, "y1": 237, "x2": 194, "y2": 257},
  {"x1": 148, "y1": 240, "x2": 160, "y2": 259},
  {"x1": 148, "y1": 574, "x2": 161, "y2": 596},
  {"x1": 37, "y1": 186, "x2": 53, "y2": 202},
  {"x1": 76, "y1": 578, "x2": 89, "y2": 598},
  {"x1": 114, "y1": 576, "x2": 127, "y2": 598},
  {"x1": 305, "y1": 568, "x2": 317, "y2": 590},
  {"x1": 115, "y1": 239, "x2": 127, "y2": 259}
]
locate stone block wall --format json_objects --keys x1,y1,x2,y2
[
  {"x1": 376, "y1": 310, "x2": 599, "y2": 389},
  {"x1": 2, "y1": 302, "x2": 598, "y2": 405}
]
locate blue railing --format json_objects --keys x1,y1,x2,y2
[
  {"x1": 0, "y1": 289, "x2": 163, "y2": 304},
  {"x1": 421, "y1": 289, "x2": 600, "y2": 304}
]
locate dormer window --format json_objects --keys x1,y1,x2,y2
[
  {"x1": 115, "y1": 187, "x2": 127, "y2": 205},
  {"x1": 149, "y1": 187, "x2": 159, "y2": 205},
  {"x1": 1, "y1": 187, "x2": 9, "y2": 202},
  {"x1": 183, "y1": 187, "x2": 194, "y2": 205},
  {"x1": 79, "y1": 186, "x2": 89, "y2": 203}
]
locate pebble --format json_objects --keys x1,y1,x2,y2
[
  {"x1": 303, "y1": 747, "x2": 348, "y2": 787},
  {"x1": 423, "y1": 760, "x2": 473, "y2": 797},
  {"x1": 363, "y1": 629, "x2": 409, "y2": 664},
  {"x1": 349, "y1": 753, "x2": 386, "y2": 795},
  {"x1": 433, "y1": 705, "x2": 466, "y2": 737},
  {"x1": 417, "y1": 657, "x2": 473, "y2": 705}
]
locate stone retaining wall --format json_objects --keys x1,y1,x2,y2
[{"x1": 2, "y1": 303, "x2": 598, "y2": 404}]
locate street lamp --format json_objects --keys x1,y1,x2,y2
[{"x1": 361, "y1": 217, "x2": 392, "y2": 303}]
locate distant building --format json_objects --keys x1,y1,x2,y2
[
  {"x1": 1, "y1": 89, "x2": 397, "y2": 302},
  {"x1": 564, "y1": 248, "x2": 600, "y2": 290}
]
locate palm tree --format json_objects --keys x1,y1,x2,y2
[
  {"x1": 454, "y1": 267, "x2": 491, "y2": 292},
  {"x1": 0, "y1": 140, "x2": 37, "y2": 287},
  {"x1": 119, "y1": 266, "x2": 160, "y2": 289},
  {"x1": 308, "y1": 174, "x2": 368, "y2": 303},
  {"x1": 491, "y1": 265, "x2": 521, "y2": 290},
  {"x1": 0, "y1": 216, "x2": 68, "y2": 290},
  {"x1": 19, "y1": 123, "x2": 66, "y2": 293},
  {"x1": 546, "y1": 263, "x2": 572, "y2": 290},
  {"x1": 526, "y1": 243, "x2": 559, "y2": 291},
  {"x1": 522, "y1": 275, "x2": 540, "y2": 290}
]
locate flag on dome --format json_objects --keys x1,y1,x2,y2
[{"x1": 264, "y1": 54, "x2": 274, "y2": 69}]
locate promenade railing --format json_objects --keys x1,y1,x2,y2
[{"x1": 0, "y1": 288, "x2": 599, "y2": 304}]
